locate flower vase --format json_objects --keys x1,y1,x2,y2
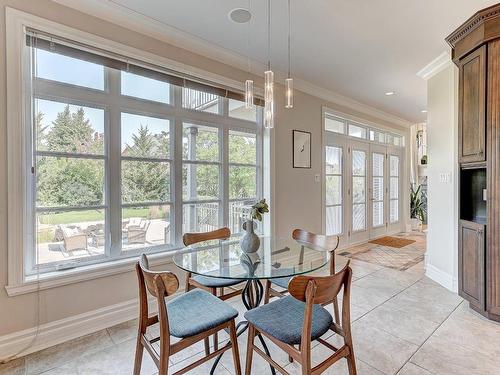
[{"x1": 240, "y1": 219, "x2": 260, "y2": 253}]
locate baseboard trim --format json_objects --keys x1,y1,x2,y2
[
  {"x1": 0, "y1": 296, "x2": 158, "y2": 360},
  {"x1": 425, "y1": 263, "x2": 458, "y2": 292}
]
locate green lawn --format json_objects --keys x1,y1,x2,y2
[{"x1": 39, "y1": 207, "x2": 158, "y2": 225}]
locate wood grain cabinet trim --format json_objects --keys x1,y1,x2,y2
[{"x1": 458, "y1": 45, "x2": 486, "y2": 164}]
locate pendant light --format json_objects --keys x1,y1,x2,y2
[
  {"x1": 285, "y1": 0, "x2": 293, "y2": 109},
  {"x1": 244, "y1": 0, "x2": 254, "y2": 109},
  {"x1": 264, "y1": 0, "x2": 274, "y2": 128}
]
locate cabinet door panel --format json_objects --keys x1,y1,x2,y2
[
  {"x1": 459, "y1": 46, "x2": 486, "y2": 164},
  {"x1": 459, "y1": 220, "x2": 485, "y2": 310}
]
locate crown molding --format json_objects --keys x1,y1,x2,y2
[
  {"x1": 52, "y1": 0, "x2": 412, "y2": 128},
  {"x1": 417, "y1": 51, "x2": 452, "y2": 81}
]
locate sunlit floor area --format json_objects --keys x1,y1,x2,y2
[{"x1": 2, "y1": 235, "x2": 500, "y2": 375}]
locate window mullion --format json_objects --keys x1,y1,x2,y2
[
  {"x1": 222, "y1": 124, "x2": 229, "y2": 229},
  {"x1": 108, "y1": 68, "x2": 121, "y2": 257},
  {"x1": 173, "y1": 86, "x2": 184, "y2": 247}
]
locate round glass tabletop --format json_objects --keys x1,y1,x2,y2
[{"x1": 173, "y1": 236, "x2": 331, "y2": 280}]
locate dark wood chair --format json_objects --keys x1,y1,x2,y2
[
  {"x1": 182, "y1": 227, "x2": 243, "y2": 351},
  {"x1": 133, "y1": 254, "x2": 241, "y2": 375},
  {"x1": 244, "y1": 261, "x2": 356, "y2": 375},
  {"x1": 264, "y1": 229, "x2": 341, "y2": 323}
]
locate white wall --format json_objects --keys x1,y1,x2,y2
[{"x1": 425, "y1": 63, "x2": 459, "y2": 292}]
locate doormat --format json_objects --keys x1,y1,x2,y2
[
  {"x1": 368, "y1": 236, "x2": 415, "y2": 248},
  {"x1": 341, "y1": 234, "x2": 425, "y2": 270}
]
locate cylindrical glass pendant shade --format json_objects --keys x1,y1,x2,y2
[
  {"x1": 285, "y1": 78, "x2": 293, "y2": 109},
  {"x1": 264, "y1": 70, "x2": 274, "y2": 128},
  {"x1": 245, "y1": 79, "x2": 254, "y2": 109}
]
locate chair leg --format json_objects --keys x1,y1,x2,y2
[
  {"x1": 212, "y1": 288, "x2": 219, "y2": 351},
  {"x1": 245, "y1": 324, "x2": 256, "y2": 375},
  {"x1": 158, "y1": 356, "x2": 169, "y2": 375},
  {"x1": 229, "y1": 320, "x2": 242, "y2": 375},
  {"x1": 264, "y1": 280, "x2": 271, "y2": 304},
  {"x1": 346, "y1": 350, "x2": 357, "y2": 375},
  {"x1": 133, "y1": 334, "x2": 144, "y2": 375},
  {"x1": 204, "y1": 337, "x2": 210, "y2": 356},
  {"x1": 333, "y1": 296, "x2": 341, "y2": 325}
]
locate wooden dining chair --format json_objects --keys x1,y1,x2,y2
[
  {"x1": 133, "y1": 254, "x2": 241, "y2": 375},
  {"x1": 183, "y1": 227, "x2": 243, "y2": 351},
  {"x1": 263, "y1": 229, "x2": 341, "y2": 323},
  {"x1": 244, "y1": 261, "x2": 356, "y2": 375}
]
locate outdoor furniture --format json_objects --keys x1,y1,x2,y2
[
  {"x1": 126, "y1": 218, "x2": 151, "y2": 244},
  {"x1": 59, "y1": 225, "x2": 88, "y2": 252},
  {"x1": 173, "y1": 235, "x2": 331, "y2": 374},
  {"x1": 244, "y1": 261, "x2": 356, "y2": 375},
  {"x1": 263, "y1": 229, "x2": 341, "y2": 324},
  {"x1": 133, "y1": 254, "x2": 241, "y2": 375}
]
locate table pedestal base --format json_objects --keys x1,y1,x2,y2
[{"x1": 210, "y1": 279, "x2": 276, "y2": 375}]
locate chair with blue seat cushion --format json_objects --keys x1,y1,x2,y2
[
  {"x1": 133, "y1": 254, "x2": 241, "y2": 375},
  {"x1": 183, "y1": 227, "x2": 243, "y2": 352},
  {"x1": 264, "y1": 229, "x2": 341, "y2": 325},
  {"x1": 245, "y1": 261, "x2": 357, "y2": 375}
]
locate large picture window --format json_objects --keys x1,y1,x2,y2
[{"x1": 25, "y1": 32, "x2": 263, "y2": 275}]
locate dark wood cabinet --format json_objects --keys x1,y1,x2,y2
[
  {"x1": 447, "y1": 3, "x2": 500, "y2": 322},
  {"x1": 458, "y1": 46, "x2": 486, "y2": 163},
  {"x1": 458, "y1": 220, "x2": 485, "y2": 310}
]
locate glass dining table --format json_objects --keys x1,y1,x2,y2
[{"x1": 173, "y1": 235, "x2": 331, "y2": 374}]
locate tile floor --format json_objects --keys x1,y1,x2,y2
[{"x1": 2, "y1": 253, "x2": 500, "y2": 374}]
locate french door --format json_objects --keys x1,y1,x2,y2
[{"x1": 324, "y1": 136, "x2": 403, "y2": 247}]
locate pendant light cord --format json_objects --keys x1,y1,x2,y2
[
  {"x1": 267, "y1": 0, "x2": 271, "y2": 70},
  {"x1": 288, "y1": 0, "x2": 291, "y2": 78}
]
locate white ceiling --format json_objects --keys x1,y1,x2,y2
[{"x1": 58, "y1": 0, "x2": 498, "y2": 123}]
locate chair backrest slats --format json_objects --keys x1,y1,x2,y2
[
  {"x1": 288, "y1": 262, "x2": 351, "y2": 305},
  {"x1": 183, "y1": 227, "x2": 231, "y2": 246},
  {"x1": 292, "y1": 228, "x2": 339, "y2": 253},
  {"x1": 138, "y1": 254, "x2": 179, "y2": 298}
]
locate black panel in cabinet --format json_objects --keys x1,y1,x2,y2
[{"x1": 460, "y1": 168, "x2": 487, "y2": 224}]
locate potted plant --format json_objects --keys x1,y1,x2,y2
[
  {"x1": 410, "y1": 184, "x2": 426, "y2": 231},
  {"x1": 240, "y1": 199, "x2": 269, "y2": 253}
]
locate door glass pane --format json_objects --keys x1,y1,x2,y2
[
  {"x1": 121, "y1": 113, "x2": 170, "y2": 159},
  {"x1": 326, "y1": 146, "x2": 342, "y2": 174},
  {"x1": 352, "y1": 177, "x2": 366, "y2": 203},
  {"x1": 326, "y1": 176, "x2": 342, "y2": 205},
  {"x1": 229, "y1": 201, "x2": 254, "y2": 234},
  {"x1": 390, "y1": 200, "x2": 399, "y2": 223},
  {"x1": 390, "y1": 178, "x2": 399, "y2": 199},
  {"x1": 183, "y1": 123, "x2": 219, "y2": 161},
  {"x1": 353, "y1": 204, "x2": 366, "y2": 231},
  {"x1": 326, "y1": 206, "x2": 342, "y2": 235},
  {"x1": 390, "y1": 155, "x2": 399, "y2": 176},
  {"x1": 121, "y1": 71, "x2": 171, "y2": 104},
  {"x1": 373, "y1": 153, "x2": 384, "y2": 176},
  {"x1": 373, "y1": 177, "x2": 384, "y2": 201},
  {"x1": 122, "y1": 205, "x2": 171, "y2": 250},
  {"x1": 373, "y1": 202, "x2": 384, "y2": 227},
  {"x1": 352, "y1": 150, "x2": 366, "y2": 175}
]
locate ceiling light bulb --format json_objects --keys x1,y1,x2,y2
[
  {"x1": 421, "y1": 109, "x2": 428, "y2": 113},
  {"x1": 245, "y1": 80, "x2": 254, "y2": 109},
  {"x1": 385, "y1": 91, "x2": 395, "y2": 96}
]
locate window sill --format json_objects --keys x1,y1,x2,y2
[{"x1": 5, "y1": 250, "x2": 179, "y2": 297}]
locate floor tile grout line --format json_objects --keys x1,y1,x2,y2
[{"x1": 395, "y1": 300, "x2": 464, "y2": 375}]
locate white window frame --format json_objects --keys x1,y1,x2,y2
[{"x1": 5, "y1": 8, "x2": 271, "y2": 296}]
